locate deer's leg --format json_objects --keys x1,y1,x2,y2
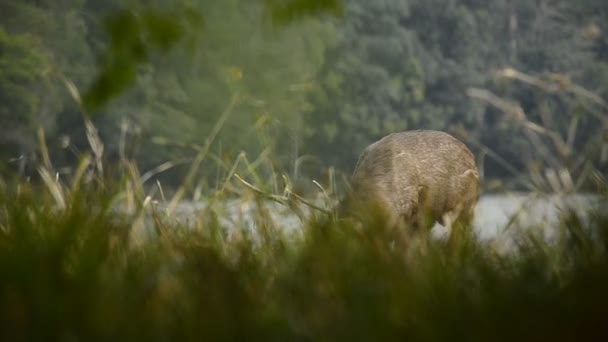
[
  {"x1": 396, "y1": 186, "x2": 436, "y2": 253},
  {"x1": 443, "y1": 205, "x2": 475, "y2": 253},
  {"x1": 443, "y1": 169, "x2": 479, "y2": 252},
  {"x1": 413, "y1": 185, "x2": 437, "y2": 232}
]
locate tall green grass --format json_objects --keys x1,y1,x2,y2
[{"x1": 1, "y1": 158, "x2": 607, "y2": 341}]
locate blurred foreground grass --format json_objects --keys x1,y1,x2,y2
[{"x1": 1, "y1": 159, "x2": 608, "y2": 341}]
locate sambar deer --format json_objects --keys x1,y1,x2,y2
[{"x1": 339, "y1": 130, "x2": 480, "y2": 246}]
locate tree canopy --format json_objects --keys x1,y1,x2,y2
[{"x1": 1, "y1": 0, "x2": 607, "y2": 193}]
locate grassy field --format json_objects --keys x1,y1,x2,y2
[{"x1": 1, "y1": 154, "x2": 607, "y2": 341}]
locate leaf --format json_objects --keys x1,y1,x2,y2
[
  {"x1": 263, "y1": 0, "x2": 343, "y2": 26},
  {"x1": 142, "y1": 9, "x2": 183, "y2": 52},
  {"x1": 83, "y1": 6, "x2": 204, "y2": 113}
]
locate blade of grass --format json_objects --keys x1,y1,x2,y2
[{"x1": 166, "y1": 93, "x2": 240, "y2": 216}]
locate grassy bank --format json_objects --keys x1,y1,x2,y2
[{"x1": 1, "y1": 165, "x2": 607, "y2": 342}]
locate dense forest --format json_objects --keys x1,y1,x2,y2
[{"x1": 1, "y1": 0, "x2": 607, "y2": 194}]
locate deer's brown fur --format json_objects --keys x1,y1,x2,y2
[{"x1": 341, "y1": 130, "x2": 480, "y2": 242}]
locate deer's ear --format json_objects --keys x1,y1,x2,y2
[{"x1": 463, "y1": 169, "x2": 480, "y2": 180}]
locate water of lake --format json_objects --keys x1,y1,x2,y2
[{"x1": 163, "y1": 193, "x2": 605, "y2": 247}]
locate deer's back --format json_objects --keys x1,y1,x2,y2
[{"x1": 350, "y1": 130, "x2": 479, "y2": 224}]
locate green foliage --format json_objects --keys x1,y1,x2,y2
[
  {"x1": 263, "y1": 0, "x2": 343, "y2": 25},
  {"x1": 83, "y1": 4, "x2": 204, "y2": 112},
  {"x1": 303, "y1": 0, "x2": 608, "y2": 189},
  {"x1": 121, "y1": 0, "x2": 337, "y2": 186},
  {"x1": 0, "y1": 28, "x2": 41, "y2": 116},
  {"x1": 1, "y1": 0, "x2": 608, "y2": 192},
  {"x1": 0, "y1": 27, "x2": 46, "y2": 129},
  {"x1": 0, "y1": 0, "x2": 344, "y2": 184},
  {"x1": 0, "y1": 168, "x2": 608, "y2": 340},
  {"x1": 0, "y1": 1, "x2": 98, "y2": 176},
  {"x1": 83, "y1": 0, "x2": 342, "y2": 112},
  {"x1": 303, "y1": 0, "x2": 426, "y2": 170},
  {"x1": 0, "y1": 26, "x2": 48, "y2": 171}
]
